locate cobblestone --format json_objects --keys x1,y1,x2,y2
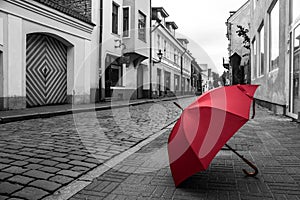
[
  {"x1": 55, "y1": 163, "x2": 73, "y2": 169},
  {"x1": 29, "y1": 180, "x2": 61, "y2": 192},
  {"x1": 0, "y1": 182, "x2": 23, "y2": 195},
  {"x1": 0, "y1": 172, "x2": 13, "y2": 180},
  {"x1": 7, "y1": 97, "x2": 299, "y2": 199},
  {"x1": 57, "y1": 170, "x2": 81, "y2": 178},
  {"x1": 8, "y1": 175, "x2": 34, "y2": 185},
  {"x1": 23, "y1": 170, "x2": 53, "y2": 179},
  {"x1": 39, "y1": 166, "x2": 60, "y2": 173},
  {"x1": 13, "y1": 186, "x2": 49, "y2": 200},
  {"x1": 39, "y1": 160, "x2": 59, "y2": 167},
  {"x1": 68, "y1": 105, "x2": 300, "y2": 200},
  {"x1": 49, "y1": 175, "x2": 74, "y2": 185},
  {"x1": 68, "y1": 160, "x2": 97, "y2": 168}
]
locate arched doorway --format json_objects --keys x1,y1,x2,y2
[{"x1": 26, "y1": 33, "x2": 67, "y2": 107}]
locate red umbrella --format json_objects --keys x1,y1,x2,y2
[{"x1": 168, "y1": 84, "x2": 259, "y2": 187}]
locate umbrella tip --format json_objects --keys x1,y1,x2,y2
[{"x1": 173, "y1": 102, "x2": 184, "y2": 111}]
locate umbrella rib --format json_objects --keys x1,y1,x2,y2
[{"x1": 187, "y1": 106, "x2": 250, "y2": 121}]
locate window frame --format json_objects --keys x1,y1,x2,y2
[
  {"x1": 123, "y1": 6, "x2": 130, "y2": 38},
  {"x1": 138, "y1": 10, "x2": 146, "y2": 42},
  {"x1": 112, "y1": 2, "x2": 119, "y2": 35},
  {"x1": 164, "y1": 71, "x2": 171, "y2": 91},
  {"x1": 157, "y1": 34, "x2": 161, "y2": 50},
  {"x1": 258, "y1": 22, "x2": 265, "y2": 77},
  {"x1": 268, "y1": 0, "x2": 280, "y2": 72},
  {"x1": 251, "y1": 37, "x2": 257, "y2": 80},
  {"x1": 174, "y1": 74, "x2": 180, "y2": 91},
  {"x1": 292, "y1": 0, "x2": 300, "y2": 24}
]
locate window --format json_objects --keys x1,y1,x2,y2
[
  {"x1": 111, "y1": 64, "x2": 123, "y2": 86},
  {"x1": 173, "y1": 48, "x2": 176, "y2": 62},
  {"x1": 293, "y1": 0, "x2": 300, "y2": 22},
  {"x1": 251, "y1": 38, "x2": 257, "y2": 79},
  {"x1": 157, "y1": 34, "x2": 161, "y2": 49},
  {"x1": 253, "y1": 0, "x2": 256, "y2": 9},
  {"x1": 105, "y1": 54, "x2": 123, "y2": 87},
  {"x1": 164, "y1": 40, "x2": 167, "y2": 56},
  {"x1": 293, "y1": 25, "x2": 300, "y2": 98},
  {"x1": 138, "y1": 11, "x2": 146, "y2": 41},
  {"x1": 157, "y1": 69, "x2": 162, "y2": 92},
  {"x1": 259, "y1": 24, "x2": 265, "y2": 76},
  {"x1": 182, "y1": 77, "x2": 186, "y2": 92},
  {"x1": 164, "y1": 71, "x2": 171, "y2": 91},
  {"x1": 123, "y1": 7, "x2": 129, "y2": 37},
  {"x1": 269, "y1": 1, "x2": 279, "y2": 72},
  {"x1": 174, "y1": 74, "x2": 180, "y2": 91},
  {"x1": 112, "y1": 2, "x2": 119, "y2": 34}
]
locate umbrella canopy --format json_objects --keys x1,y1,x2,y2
[{"x1": 168, "y1": 84, "x2": 259, "y2": 187}]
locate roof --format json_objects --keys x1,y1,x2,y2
[
  {"x1": 177, "y1": 38, "x2": 189, "y2": 44},
  {"x1": 166, "y1": 21, "x2": 178, "y2": 30},
  {"x1": 152, "y1": 7, "x2": 169, "y2": 18},
  {"x1": 33, "y1": 0, "x2": 94, "y2": 25},
  {"x1": 226, "y1": 0, "x2": 250, "y2": 22},
  {"x1": 191, "y1": 59, "x2": 202, "y2": 72}
]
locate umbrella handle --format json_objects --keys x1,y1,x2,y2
[{"x1": 225, "y1": 144, "x2": 258, "y2": 177}]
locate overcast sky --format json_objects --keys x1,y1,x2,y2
[{"x1": 152, "y1": 0, "x2": 248, "y2": 74}]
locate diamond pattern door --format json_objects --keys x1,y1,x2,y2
[{"x1": 26, "y1": 34, "x2": 67, "y2": 107}]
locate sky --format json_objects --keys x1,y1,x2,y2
[{"x1": 152, "y1": 0, "x2": 248, "y2": 74}]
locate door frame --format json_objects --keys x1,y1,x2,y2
[
  {"x1": 287, "y1": 19, "x2": 300, "y2": 118},
  {"x1": 137, "y1": 64, "x2": 144, "y2": 99}
]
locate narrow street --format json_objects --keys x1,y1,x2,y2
[
  {"x1": 70, "y1": 105, "x2": 300, "y2": 200},
  {"x1": 0, "y1": 97, "x2": 195, "y2": 200}
]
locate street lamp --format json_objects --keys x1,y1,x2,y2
[{"x1": 153, "y1": 49, "x2": 163, "y2": 64}]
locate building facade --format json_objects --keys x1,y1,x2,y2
[
  {"x1": 151, "y1": 7, "x2": 193, "y2": 98},
  {"x1": 250, "y1": 0, "x2": 300, "y2": 118},
  {"x1": 191, "y1": 59, "x2": 202, "y2": 95},
  {"x1": 199, "y1": 64, "x2": 209, "y2": 92},
  {"x1": 100, "y1": 0, "x2": 151, "y2": 101},
  {"x1": 225, "y1": 0, "x2": 250, "y2": 85},
  {"x1": 0, "y1": 0, "x2": 196, "y2": 110},
  {"x1": 0, "y1": 0, "x2": 95, "y2": 110}
]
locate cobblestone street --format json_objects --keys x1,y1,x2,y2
[
  {"x1": 69, "y1": 105, "x2": 300, "y2": 200},
  {"x1": 0, "y1": 97, "x2": 195, "y2": 200}
]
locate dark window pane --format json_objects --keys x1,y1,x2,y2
[
  {"x1": 112, "y1": 3, "x2": 119, "y2": 34},
  {"x1": 138, "y1": 11, "x2": 146, "y2": 41},
  {"x1": 123, "y1": 7, "x2": 129, "y2": 37}
]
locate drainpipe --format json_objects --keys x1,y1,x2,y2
[
  {"x1": 149, "y1": 2, "x2": 162, "y2": 99},
  {"x1": 99, "y1": 0, "x2": 103, "y2": 101},
  {"x1": 149, "y1": 0, "x2": 153, "y2": 99}
]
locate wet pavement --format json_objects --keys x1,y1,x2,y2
[{"x1": 0, "y1": 97, "x2": 195, "y2": 200}]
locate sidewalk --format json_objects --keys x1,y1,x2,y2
[
  {"x1": 67, "y1": 106, "x2": 300, "y2": 200},
  {"x1": 0, "y1": 95, "x2": 194, "y2": 124}
]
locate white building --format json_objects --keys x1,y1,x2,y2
[
  {"x1": 0, "y1": 0, "x2": 195, "y2": 110},
  {"x1": 151, "y1": 7, "x2": 193, "y2": 97},
  {"x1": 100, "y1": 0, "x2": 150, "y2": 100},
  {"x1": 200, "y1": 64, "x2": 209, "y2": 92},
  {"x1": 0, "y1": 0, "x2": 95, "y2": 110}
]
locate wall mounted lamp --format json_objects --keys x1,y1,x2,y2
[{"x1": 153, "y1": 49, "x2": 163, "y2": 64}]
